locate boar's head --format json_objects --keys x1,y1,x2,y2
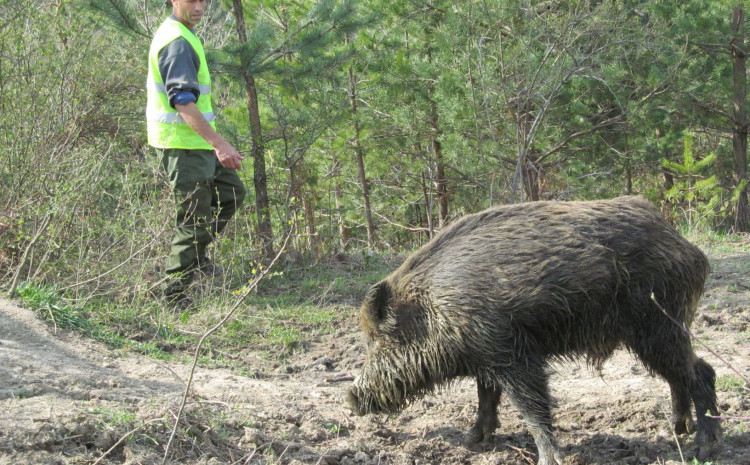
[{"x1": 348, "y1": 278, "x2": 459, "y2": 416}]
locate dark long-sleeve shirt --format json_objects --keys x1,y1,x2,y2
[{"x1": 158, "y1": 16, "x2": 200, "y2": 108}]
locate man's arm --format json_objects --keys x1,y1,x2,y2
[
  {"x1": 174, "y1": 102, "x2": 244, "y2": 170},
  {"x1": 159, "y1": 37, "x2": 243, "y2": 170}
]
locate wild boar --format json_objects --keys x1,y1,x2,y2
[{"x1": 347, "y1": 196, "x2": 720, "y2": 465}]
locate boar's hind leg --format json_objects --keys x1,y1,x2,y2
[
  {"x1": 500, "y1": 359, "x2": 563, "y2": 465},
  {"x1": 626, "y1": 326, "x2": 721, "y2": 445},
  {"x1": 467, "y1": 380, "x2": 501, "y2": 443}
]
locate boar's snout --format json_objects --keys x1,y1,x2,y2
[
  {"x1": 347, "y1": 381, "x2": 381, "y2": 416},
  {"x1": 347, "y1": 375, "x2": 398, "y2": 416}
]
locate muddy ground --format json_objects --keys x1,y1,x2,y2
[{"x1": 1, "y1": 243, "x2": 748, "y2": 465}]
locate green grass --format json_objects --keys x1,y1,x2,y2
[
  {"x1": 15, "y1": 281, "x2": 184, "y2": 360},
  {"x1": 681, "y1": 228, "x2": 750, "y2": 257},
  {"x1": 88, "y1": 405, "x2": 138, "y2": 428},
  {"x1": 253, "y1": 259, "x2": 390, "y2": 305},
  {"x1": 16, "y1": 282, "x2": 91, "y2": 332},
  {"x1": 715, "y1": 375, "x2": 748, "y2": 392},
  {"x1": 13, "y1": 252, "x2": 394, "y2": 371},
  {"x1": 179, "y1": 288, "x2": 359, "y2": 361},
  {"x1": 179, "y1": 255, "x2": 392, "y2": 359}
]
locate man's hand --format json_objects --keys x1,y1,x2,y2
[
  {"x1": 214, "y1": 140, "x2": 244, "y2": 170},
  {"x1": 175, "y1": 102, "x2": 244, "y2": 170}
]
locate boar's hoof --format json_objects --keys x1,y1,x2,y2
[
  {"x1": 696, "y1": 421, "x2": 722, "y2": 445},
  {"x1": 694, "y1": 424, "x2": 722, "y2": 462},
  {"x1": 465, "y1": 427, "x2": 484, "y2": 445},
  {"x1": 537, "y1": 451, "x2": 565, "y2": 465},
  {"x1": 695, "y1": 441, "x2": 721, "y2": 464},
  {"x1": 466, "y1": 424, "x2": 493, "y2": 444},
  {"x1": 534, "y1": 437, "x2": 565, "y2": 465},
  {"x1": 672, "y1": 417, "x2": 696, "y2": 435},
  {"x1": 466, "y1": 413, "x2": 499, "y2": 444},
  {"x1": 346, "y1": 390, "x2": 366, "y2": 416}
]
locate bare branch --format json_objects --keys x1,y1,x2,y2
[
  {"x1": 161, "y1": 227, "x2": 296, "y2": 464},
  {"x1": 539, "y1": 114, "x2": 623, "y2": 162}
]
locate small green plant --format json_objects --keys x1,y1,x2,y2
[
  {"x1": 269, "y1": 327, "x2": 301, "y2": 348},
  {"x1": 324, "y1": 422, "x2": 346, "y2": 435},
  {"x1": 16, "y1": 281, "x2": 180, "y2": 360},
  {"x1": 89, "y1": 406, "x2": 137, "y2": 428},
  {"x1": 691, "y1": 459, "x2": 714, "y2": 465},
  {"x1": 17, "y1": 282, "x2": 91, "y2": 332},
  {"x1": 664, "y1": 131, "x2": 748, "y2": 231},
  {"x1": 13, "y1": 388, "x2": 34, "y2": 399},
  {"x1": 716, "y1": 375, "x2": 747, "y2": 392},
  {"x1": 663, "y1": 132, "x2": 720, "y2": 229}
]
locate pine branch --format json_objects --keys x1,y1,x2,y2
[{"x1": 85, "y1": 0, "x2": 150, "y2": 38}]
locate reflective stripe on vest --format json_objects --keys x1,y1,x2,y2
[
  {"x1": 147, "y1": 81, "x2": 211, "y2": 96},
  {"x1": 151, "y1": 111, "x2": 216, "y2": 125},
  {"x1": 146, "y1": 18, "x2": 215, "y2": 150}
]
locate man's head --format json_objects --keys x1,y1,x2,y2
[{"x1": 170, "y1": 0, "x2": 206, "y2": 28}]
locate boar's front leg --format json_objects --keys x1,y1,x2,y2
[
  {"x1": 467, "y1": 380, "x2": 502, "y2": 443},
  {"x1": 501, "y1": 358, "x2": 564, "y2": 465}
]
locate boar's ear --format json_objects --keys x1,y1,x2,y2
[{"x1": 361, "y1": 281, "x2": 392, "y2": 328}]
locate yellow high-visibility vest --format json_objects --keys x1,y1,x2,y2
[{"x1": 146, "y1": 18, "x2": 215, "y2": 150}]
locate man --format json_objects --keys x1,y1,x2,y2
[{"x1": 147, "y1": 0, "x2": 246, "y2": 308}]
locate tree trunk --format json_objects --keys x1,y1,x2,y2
[
  {"x1": 429, "y1": 97, "x2": 448, "y2": 228},
  {"x1": 420, "y1": 170, "x2": 434, "y2": 240},
  {"x1": 331, "y1": 157, "x2": 349, "y2": 250},
  {"x1": 731, "y1": 6, "x2": 749, "y2": 231},
  {"x1": 414, "y1": 142, "x2": 434, "y2": 239},
  {"x1": 287, "y1": 158, "x2": 304, "y2": 253},
  {"x1": 524, "y1": 154, "x2": 541, "y2": 201},
  {"x1": 303, "y1": 188, "x2": 317, "y2": 254},
  {"x1": 511, "y1": 100, "x2": 534, "y2": 203},
  {"x1": 231, "y1": 0, "x2": 275, "y2": 258},
  {"x1": 624, "y1": 129, "x2": 633, "y2": 195},
  {"x1": 625, "y1": 158, "x2": 633, "y2": 195},
  {"x1": 348, "y1": 63, "x2": 375, "y2": 247}
]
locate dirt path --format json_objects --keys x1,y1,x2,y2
[{"x1": 1, "y1": 250, "x2": 748, "y2": 465}]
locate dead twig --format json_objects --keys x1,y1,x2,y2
[
  {"x1": 93, "y1": 418, "x2": 164, "y2": 465},
  {"x1": 325, "y1": 374, "x2": 355, "y2": 383},
  {"x1": 161, "y1": 227, "x2": 295, "y2": 465},
  {"x1": 8, "y1": 213, "x2": 51, "y2": 296},
  {"x1": 507, "y1": 445, "x2": 536, "y2": 465},
  {"x1": 650, "y1": 293, "x2": 750, "y2": 387},
  {"x1": 145, "y1": 358, "x2": 187, "y2": 386},
  {"x1": 57, "y1": 229, "x2": 167, "y2": 291},
  {"x1": 708, "y1": 414, "x2": 750, "y2": 421},
  {"x1": 45, "y1": 304, "x2": 58, "y2": 335}
]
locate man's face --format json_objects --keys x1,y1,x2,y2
[{"x1": 172, "y1": 0, "x2": 206, "y2": 28}]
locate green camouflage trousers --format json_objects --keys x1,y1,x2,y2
[{"x1": 160, "y1": 148, "x2": 246, "y2": 289}]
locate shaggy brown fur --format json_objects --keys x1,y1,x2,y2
[{"x1": 347, "y1": 197, "x2": 721, "y2": 465}]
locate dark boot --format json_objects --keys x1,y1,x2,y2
[
  {"x1": 197, "y1": 257, "x2": 224, "y2": 278},
  {"x1": 164, "y1": 272, "x2": 195, "y2": 310}
]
